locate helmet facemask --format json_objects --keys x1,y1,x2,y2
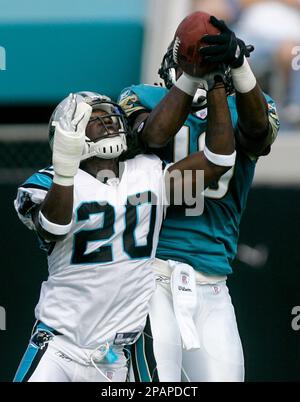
[
  {"x1": 49, "y1": 92, "x2": 130, "y2": 161},
  {"x1": 82, "y1": 101, "x2": 128, "y2": 160}
]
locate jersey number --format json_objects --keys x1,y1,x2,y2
[
  {"x1": 71, "y1": 191, "x2": 157, "y2": 265},
  {"x1": 173, "y1": 126, "x2": 234, "y2": 199}
]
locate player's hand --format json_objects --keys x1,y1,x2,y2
[
  {"x1": 197, "y1": 64, "x2": 233, "y2": 94},
  {"x1": 199, "y1": 16, "x2": 254, "y2": 69},
  {"x1": 53, "y1": 94, "x2": 92, "y2": 183}
]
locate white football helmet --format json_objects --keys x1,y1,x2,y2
[{"x1": 49, "y1": 91, "x2": 130, "y2": 160}]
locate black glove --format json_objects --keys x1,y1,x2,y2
[{"x1": 199, "y1": 16, "x2": 254, "y2": 69}]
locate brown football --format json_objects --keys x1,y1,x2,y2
[{"x1": 173, "y1": 11, "x2": 220, "y2": 77}]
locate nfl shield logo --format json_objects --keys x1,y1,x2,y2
[
  {"x1": 106, "y1": 371, "x2": 114, "y2": 380},
  {"x1": 181, "y1": 272, "x2": 189, "y2": 285}
]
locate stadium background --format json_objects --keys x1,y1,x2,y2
[{"x1": 0, "y1": 0, "x2": 299, "y2": 382}]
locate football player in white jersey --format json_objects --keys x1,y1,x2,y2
[{"x1": 13, "y1": 80, "x2": 236, "y2": 382}]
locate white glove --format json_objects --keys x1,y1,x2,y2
[{"x1": 52, "y1": 94, "x2": 92, "y2": 186}]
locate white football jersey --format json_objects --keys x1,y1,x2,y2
[{"x1": 14, "y1": 154, "x2": 167, "y2": 362}]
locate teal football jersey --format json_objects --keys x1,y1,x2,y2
[{"x1": 119, "y1": 84, "x2": 277, "y2": 275}]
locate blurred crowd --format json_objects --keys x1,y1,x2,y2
[{"x1": 192, "y1": 0, "x2": 300, "y2": 132}]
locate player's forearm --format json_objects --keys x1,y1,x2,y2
[
  {"x1": 33, "y1": 184, "x2": 74, "y2": 241},
  {"x1": 236, "y1": 84, "x2": 269, "y2": 138},
  {"x1": 206, "y1": 84, "x2": 235, "y2": 155},
  {"x1": 41, "y1": 184, "x2": 73, "y2": 224},
  {"x1": 231, "y1": 58, "x2": 269, "y2": 138},
  {"x1": 167, "y1": 84, "x2": 236, "y2": 201},
  {"x1": 141, "y1": 86, "x2": 193, "y2": 148}
]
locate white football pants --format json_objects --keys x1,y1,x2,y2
[
  {"x1": 14, "y1": 327, "x2": 128, "y2": 382},
  {"x1": 131, "y1": 260, "x2": 244, "y2": 382}
]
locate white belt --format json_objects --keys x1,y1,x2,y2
[{"x1": 153, "y1": 258, "x2": 227, "y2": 284}]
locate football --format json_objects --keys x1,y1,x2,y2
[{"x1": 173, "y1": 11, "x2": 220, "y2": 77}]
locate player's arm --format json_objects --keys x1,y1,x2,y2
[
  {"x1": 134, "y1": 84, "x2": 194, "y2": 148},
  {"x1": 167, "y1": 80, "x2": 235, "y2": 199},
  {"x1": 119, "y1": 82, "x2": 197, "y2": 149},
  {"x1": 31, "y1": 184, "x2": 74, "y2": 242},
  {"x1": 200, "y1": 16, "x2": 279, "y2": 156},
  {"x1": 129, "y1": 68, "x2": 231, "y2": 149},
  {"x1": 32, "y1": 95, "x2": 92, "y2": 242},
  {"x1": 234, "y1": 85, "x2": 278, "y2": 156}
]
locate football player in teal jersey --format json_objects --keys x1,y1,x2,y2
[{"x1": 118, "y1": 17, "x2": 280, "y2": 382}]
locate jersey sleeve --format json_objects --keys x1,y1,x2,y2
[
  {"x1": 14, "y1": 167, "x2": 54, "y2": 230},
  {"x1": 265, "y1": 95, "x2": 280, "y2": 146},
  {"x1": 118, "y1": 87, "x2": 150, "y2": 120}
]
